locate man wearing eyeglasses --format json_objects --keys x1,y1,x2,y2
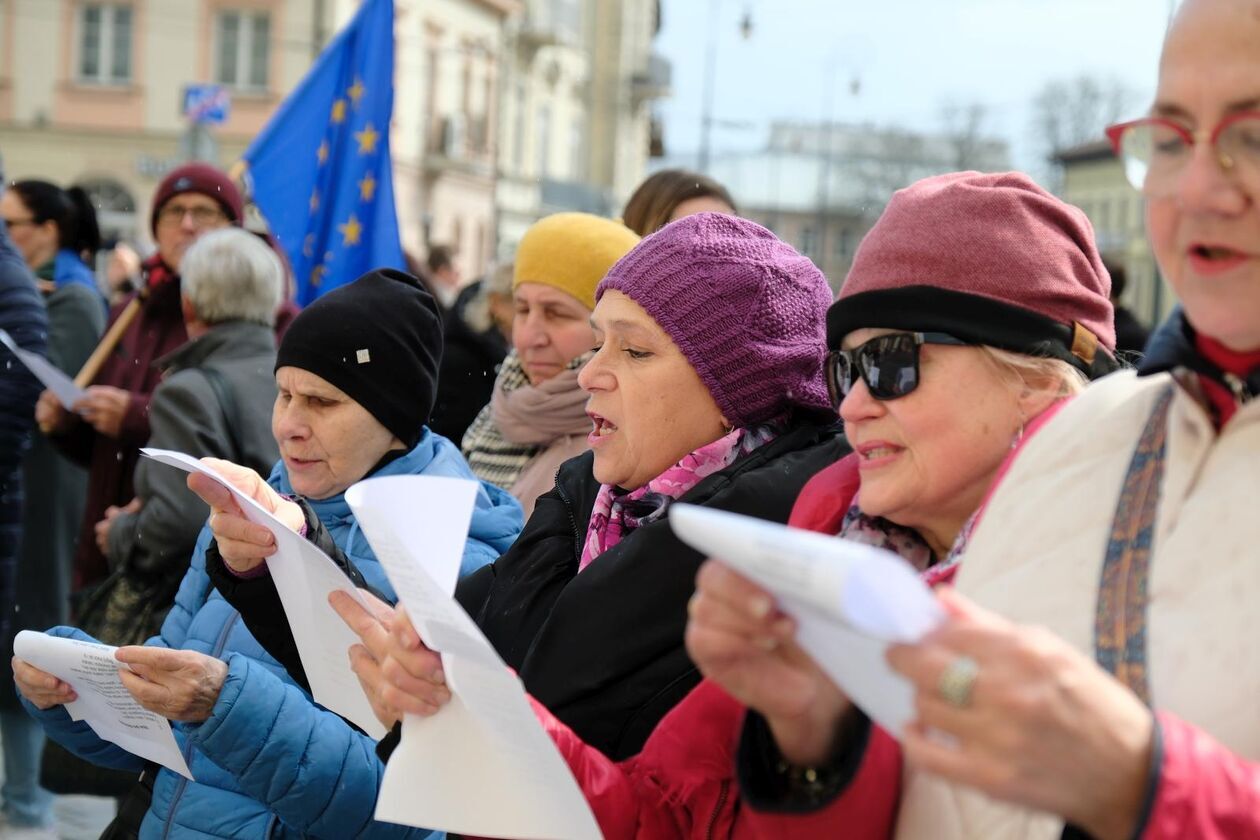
[{"x1": 35, "y1": 163, "x2": 243, "y2": 611}]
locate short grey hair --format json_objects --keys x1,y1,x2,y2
[{"x1": 180, "y1": 228, "x2": 283, "y2": 326}]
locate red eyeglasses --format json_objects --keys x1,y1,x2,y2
[{"x1": 1105, "y1": 111, "x2": 1260, "y2": 196}]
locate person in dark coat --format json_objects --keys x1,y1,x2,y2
[
  {"x1": 90, "y1": 228, "x2": 283, "y2": 647},
  {"x1": 35, "y1": 163, "x2": 243, "y2": 598},
  {"x1": 192, "y1": 213, "x2": 849, "y2": 766},
  {"x1": 0, "y1": 175, "x2": 50, "y2": 833},
  {"x1": 1106, "y1": 261, "x2": 1152, "y2": 359},
  {"x1": 426, "y1": 269, "x2": 510, "y2": 443},
  {"x1": 0, "y1": 178, "x2": 105, "y2": 833}
]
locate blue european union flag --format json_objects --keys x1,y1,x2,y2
[{"x1": 240, "y1": 0, "x2": 402, "y2": 305}]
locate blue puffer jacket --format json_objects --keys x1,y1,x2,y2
[{"x1": 24, "y1": 431, "x2": 523, "y2": 838}]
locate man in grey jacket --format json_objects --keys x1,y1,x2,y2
[{"x1": 91, "y1": 228, "x2": 282, "y2": 643}]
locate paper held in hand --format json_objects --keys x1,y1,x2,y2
[
  {"x1": 0, "y1": 328, "x2": 87, "y2": 408},
  {"x1": 138, "y1": 448, "x2": 387, "y2": 739},
  {"x1": 14, "y1": 631, "x2": 193, "y2": 780},
  {"x1": 668, "y1": 503, "x2": 946, "y2": 736},
  {"x1": 345, "y1": 475, "x2": 602, "y2": 840}
]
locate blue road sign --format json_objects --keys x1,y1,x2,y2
[{"x1": 183, "y1": 84, "x2": 231, "y2": 125}]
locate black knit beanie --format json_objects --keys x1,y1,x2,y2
[{"x1": 275, "y1": 269, "x2": 443, "y2": 448}]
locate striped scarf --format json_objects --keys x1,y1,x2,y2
[{"x1": 462, "y1": 351, "x2": 589, "y2": 489}]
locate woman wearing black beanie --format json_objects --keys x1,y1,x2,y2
[{"x1": 12, "y1": 268, "x2": 524, "y2": 839}]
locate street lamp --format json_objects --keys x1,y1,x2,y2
[{"x1": 697, "y1": 1, "x2": 752, "y2": 174}]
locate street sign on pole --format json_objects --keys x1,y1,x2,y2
[{"x1": 183, "y1": 84, "x2": 232, "y2": 125}]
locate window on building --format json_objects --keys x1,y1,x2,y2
[
  {"x1": 79, "y1": 3, "x2": 133, "y2": 85},
  {"x1": 535, "y1": 105, "x2": 551, "y2": 179},
  {"x1": 569, "y1": 119, "x2": 585, "y2": 182},
  {"x1": 513, "y1": 82, "x2": 527, "y2": 172},
  {"x1": 801, "y1": 227, "x2": 816, "y2": 257},
  {"x1": 835, "y1": 227, "x2": 853, "y2": 260},
  {"x1": 215, "y1": 10, "x2": 271, "y2": 91}
]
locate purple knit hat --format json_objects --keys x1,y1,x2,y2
[{"x1": 596, "y1": 213, "x2": 832, "y2": 426}]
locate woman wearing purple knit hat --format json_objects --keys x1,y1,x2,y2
[
  {"x1": 490, "y1": 170, "x2": 1123, "y2": 839},
  {"x1": 193, "y1": 213, "x2": 847, "y2": 770}
]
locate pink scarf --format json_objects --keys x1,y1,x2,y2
[
  {"x1": 578, "y1": 423, "x2": 779, "y2": 571},
  {"x1": 493, "y1": 356, "x2": 592, "y2": 445}
]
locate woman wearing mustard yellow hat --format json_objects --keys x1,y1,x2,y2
[{"x1": 462, "y1": 212, "x2": 640, "y2": 516}]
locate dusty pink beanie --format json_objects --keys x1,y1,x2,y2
[
  {"x1": 830, "y1": 171, "x2": 1118, "y2": 378},
  {"x1": 596, "y1": 213, "x2": 832, "y2": 426}
]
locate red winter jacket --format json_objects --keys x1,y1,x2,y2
[{"x1": 523, "y1": 454, "x2": 900, "y2": 840}]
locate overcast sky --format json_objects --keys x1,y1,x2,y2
[{"x1": 655, "y1": 0, "x2": 1175, "y2": 174}]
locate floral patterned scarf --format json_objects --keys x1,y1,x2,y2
[
  {"x1": 838, "y1": 500, "x2": 976, "y2": 574},
  {"x1": 578, "y1": 421, "x2": 781, "y2": 571}
]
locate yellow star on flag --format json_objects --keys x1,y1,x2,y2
[
  {"x1": 354, "y1": 122, "x2": 380, "y2": 155},
  {"x1": 309, "y1": 188, "x2": 320, "y2": 213},
  {"x1": 317, "y1": 140, "x2": 329, "y2": 165},
  {"x1": 358, "y1": 172, "x2": 377, "y2": 202},
  {"x1": 302, "y1": 233, "x2": 316, "y2": 258},
  {"x1": 347, "y1": 78, "x2": 366, "y2": 109},
  {"x1": 310, "y1": 263, "x2": 328, "y2": 288},
  {"x1": 330, "y1": 99, "x2": 347, "y2": 124},
  {"x1": 338, "y1": 213, "x2": 363, "y2": 246}
]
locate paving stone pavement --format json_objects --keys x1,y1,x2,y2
[{"x1": 0, "y1": 729, "x2": 116, "y2": 840}]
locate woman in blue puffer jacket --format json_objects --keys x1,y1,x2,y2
[{"x1": 13, "y1": 269, "x2": 524, "y2": 838}]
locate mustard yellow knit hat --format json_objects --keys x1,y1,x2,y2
[{"x1": 513, "y1": 212, "x2": 640, "y2": 310}]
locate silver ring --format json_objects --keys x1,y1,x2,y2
[{"x1": 938, "y1": 655, "x2": 979, "y2": 708}]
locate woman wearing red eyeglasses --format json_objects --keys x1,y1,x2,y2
[{"x1": 690, "y1": 2, "x2": 1260, "y2": 839}]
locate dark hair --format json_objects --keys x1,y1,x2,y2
[
  {"x1": 426, "y1": 244, "x2": 454, "y2": 275},
  {"x1": 621, "y1": 169, "x2": 737, "y2": 236},
  {"x1": 9, "y1": 180, "x2": 102, "y2": 258}
]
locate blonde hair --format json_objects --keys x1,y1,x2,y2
[{"x1": 979, "y1": 346, "x2": 1089, "y2": 403}]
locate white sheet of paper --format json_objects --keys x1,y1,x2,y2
[
  {"x1": 0, "y1": 328, "x2": 87, "y2": 408},
  {"x1": 346, "y1": 476, "x2": 601, "y2": 840},
  {"x1": 138, "y1": 448, "x2": 386, "y2": 739},
  {"x1": 669, "y1": 503, "x2": 945, "y2": 735},
  {"x1": 14, "y1": 631, "x2": 193, "y2": 779}
]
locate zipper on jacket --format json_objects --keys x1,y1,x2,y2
[
  {"x1": 553, "y1": 474, "x2": 584, "y2": 562},
  {"x1": 161, "y1": 609, "x2": 240, "y2": 840},
  {"x1": 705, "y1": 779, "x2": 731, "y2": 840}
]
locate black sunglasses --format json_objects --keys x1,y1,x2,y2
[{"x1": 826, "y1": 331, "x2": 971, "y2": 408}]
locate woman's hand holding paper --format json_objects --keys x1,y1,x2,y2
[
  {"x1": 887, "y1": 589, "x2": 1153, "y2": 840},
  {"x1": 188, "y1": 458, "x2": 304, "y2": 573},
  {"x1": 687, "y1": 558, "x2": 854, "y2": 766},
  {"x1": 330, "y1": 590, "x2": 451, "y2": 730},
  {"x1": 114, "y1": 646, "x2": 228, "y2": 723},
  {"x1": 12, "y1": 656, "x2": 78, "y2": 709}
]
